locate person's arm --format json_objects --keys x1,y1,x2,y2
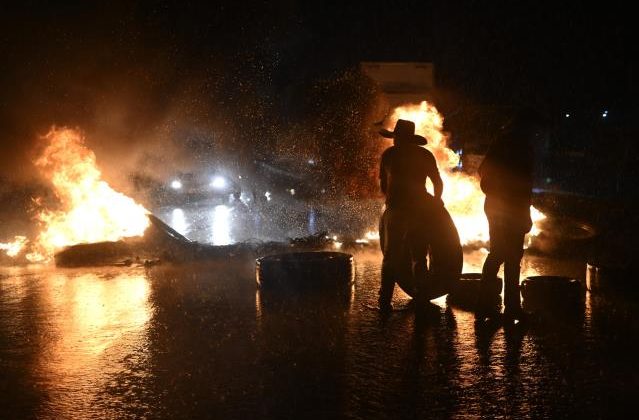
[
  {"x1": 431, "y1": 169, "x2": 443, "y2": 200},
  {"x1": 425, "y1": 151, "x2": 443, "y2": 199}
]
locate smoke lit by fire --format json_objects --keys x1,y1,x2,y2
[
  {"x1": 19, "y1": 128, "x2": 150, "y2": 262},
  {"x1": 2, "y1": 103, "x2": 546, "y2": 263},
  {"x1": 382, "y1": 101, "x2": 545, "y2": 246}
]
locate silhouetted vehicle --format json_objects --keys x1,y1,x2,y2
[{"x1": 162, "y1": 171, "x2": 241, "y2": 204}]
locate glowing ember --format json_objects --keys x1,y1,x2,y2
[
  {"x1": 381, "y1": 101, "x2": 546, "y2": 246},
  {"x1": 0, "y1": 236, "x2": 28, "y2": 257},
  {"x1": 26, "y1": 127, "x2": 150, "y2": 262}
]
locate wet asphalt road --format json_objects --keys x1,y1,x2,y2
[
  {"x1": 1, "y1": 195, "x2": 637, "y2": 418},
  {"x1": 2, "y1": 247, "x2": 639, "y2": 419}
]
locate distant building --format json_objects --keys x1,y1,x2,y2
[{"x1": 360, "y1": 62, "x2": 435, "y2": 107}]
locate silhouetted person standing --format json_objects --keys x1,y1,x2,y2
[
  {"x1": 378, "y1": 119, "x2": 443, "y2": 312},
  {"x1": 477, "y1": 108, "x2": 541, "y2": 322}
]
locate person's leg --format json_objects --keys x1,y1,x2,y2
[
  {"x1": 379, "y1": 209, "x2": 393, "y2": 310},
  {"x1": 503, "y1": 230, "x2": 526, "y2": 318},
  {"x1": 379, "y1": 262, "x2": 394, "y2": 311},
  {"x1": 481, "y1": 223, "x2": 506, "y2": 285},
  {"x1": 408, "y1": 225, "x2": 429, "y2": 306},
  {"x1": 408, "y1": 200, "x2": 443, "y2": 319},
  {"x1": 379, "y1": 208, "x2": 407, "y2": 310},
  {"x1": 478, "y1": 220, "x2": 506, "y2": 317}
]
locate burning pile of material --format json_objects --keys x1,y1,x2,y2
[
  {"x1": 2, "y1": 127, "x2": 150, "y2": 263},
  {"x1": 2, "y1": 101, "x2": 547, "y2": 265},
  {"x1": 1, "y1": 127, "x2": 336, "y2": 266},
  {"x1": 379, "y1": 101, "x2": 545, "y2": 247}
]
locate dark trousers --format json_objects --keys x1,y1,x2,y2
[
  {"x1": 480, "y1": 218, "x2": 526, "y2": 311},
  {"x1": 379, "y1": 205, "x2": 431, "y2": 307}
]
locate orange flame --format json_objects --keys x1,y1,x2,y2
[
  {"x1": 383, "y1": 101, "x2": 545, "y2": 246},
  {"x1": 1, "y1": 236, "x2": 28, "y2": 257},
  {"x1": 26, "y1": 128, "x2": 149, "y2": 262}
]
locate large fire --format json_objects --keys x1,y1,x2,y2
[
  {"x1": 3, "y1": 104, "x2": 543, "y2": 263},
  {"x1": 21, "y1": 127, "x2": 150, "y2": 262},
  {"x1": 383, "y1": 101, "x2": 545, "y2": 246}
]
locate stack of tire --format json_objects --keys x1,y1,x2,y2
[{"x1": 256, "y1": 251, "x2": 354, "y2": 293}]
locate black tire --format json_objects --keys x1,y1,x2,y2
[
  {"x1": 391, "y1": 200, "x2": 463, "y2": 300},
  {"x1": 447, "y1": 273, "x2": 502, "y2": 307},
  {"x1": 256, "y1": 251, "x2": 354, "y2": 291},
  {"x1": 521, "y1": 276, "x2": 584, "y2": 308},
  {"x1": 586, "y1": 262, "x2": 634, "y2": 296},
  {"x1": 527, "y1": 217, "x2": 597, "y2": 257}
]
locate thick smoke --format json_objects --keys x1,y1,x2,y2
[{"x1": 0, "y1": 2, "x2": 386, "y2": 240}]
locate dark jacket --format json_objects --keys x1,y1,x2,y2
[{"x1": 479, "y1": 126, "x2": 534, "y2": 232}]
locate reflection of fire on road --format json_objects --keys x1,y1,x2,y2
[
  {"x1": 374, "y1": 101, "x2": 546, "y2": 247},
  {"x1": 38, "y1": 272, "x2": 151, "y2": 417},
  {"x1": 4, "y1": 127, "x2": 150, "y2": 262}
]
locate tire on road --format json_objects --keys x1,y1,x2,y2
[
  {"x1": 394, "y1": 200, "x2": 463, "y2": 300},
  {"x1": 447, "y1": 273, "x2": 502, "y2": 308},
  {"x1": 521, "y1": 275, "x2": 584, "y2": 308},
  {"x1": 256, "y1": 251, "x2": 354, "y2": 292},
  {"x1": 527, "y1": 217, "x2": 597, "y2": 257},
  {"x1": 586, "y1": 261, "x2": 636, "y2": 297}
]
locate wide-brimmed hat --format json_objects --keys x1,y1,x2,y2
[{"x1": 379, "y1": 119, "x2": 427, "y2": 145}]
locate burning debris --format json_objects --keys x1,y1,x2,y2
[
  {"x1": 4, "y1": 127, "x2": 150, "y2": 263},
  {"x1": 0, "y1": 126, "x2": 342, "y2": 267},
  {"x1": 2, "y1": 101, "x2": 550, "y2": 268},
  {"x1": 54, "y1": 214, "x2": 336, "y2": 267},
  {"x1": 30, "y1": 128, "x2": 150, "y2": 259},
  {"x1": 380, "y1": 101, "x2": 546, "y2": 247}
]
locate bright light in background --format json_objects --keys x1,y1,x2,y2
[
  {"x1": 239, "y1": 192, "x2": 252, "y2": 204},
  {"x1": 171, "y1": 180, "x2": 182, "y2": 190},
  {"x1": 565, "y1": 113, "x2": 570, "y2": 118},
  {"x1": 171, "y1": 208, "x2": 188, "y2": 236},
  {"x1": 264, "y1": 191, "x2": 272, "y2": 201},
  {"x1": 210, "y1": 176, "x2": 227, "y2": 189},
  {"x1": 211, "y1": 205, "x2": 232, "y2": 245},
  {"x1": 602, "y1": 110, "x2": 608, "y2": 118}
]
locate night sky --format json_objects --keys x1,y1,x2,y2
[{"x1": 0, "y1": 1, "x2": 635, "y2": 184}]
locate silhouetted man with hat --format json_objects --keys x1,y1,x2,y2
[{"x1": 378, "y1": 119, "x2": 443, "y2": 312}]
